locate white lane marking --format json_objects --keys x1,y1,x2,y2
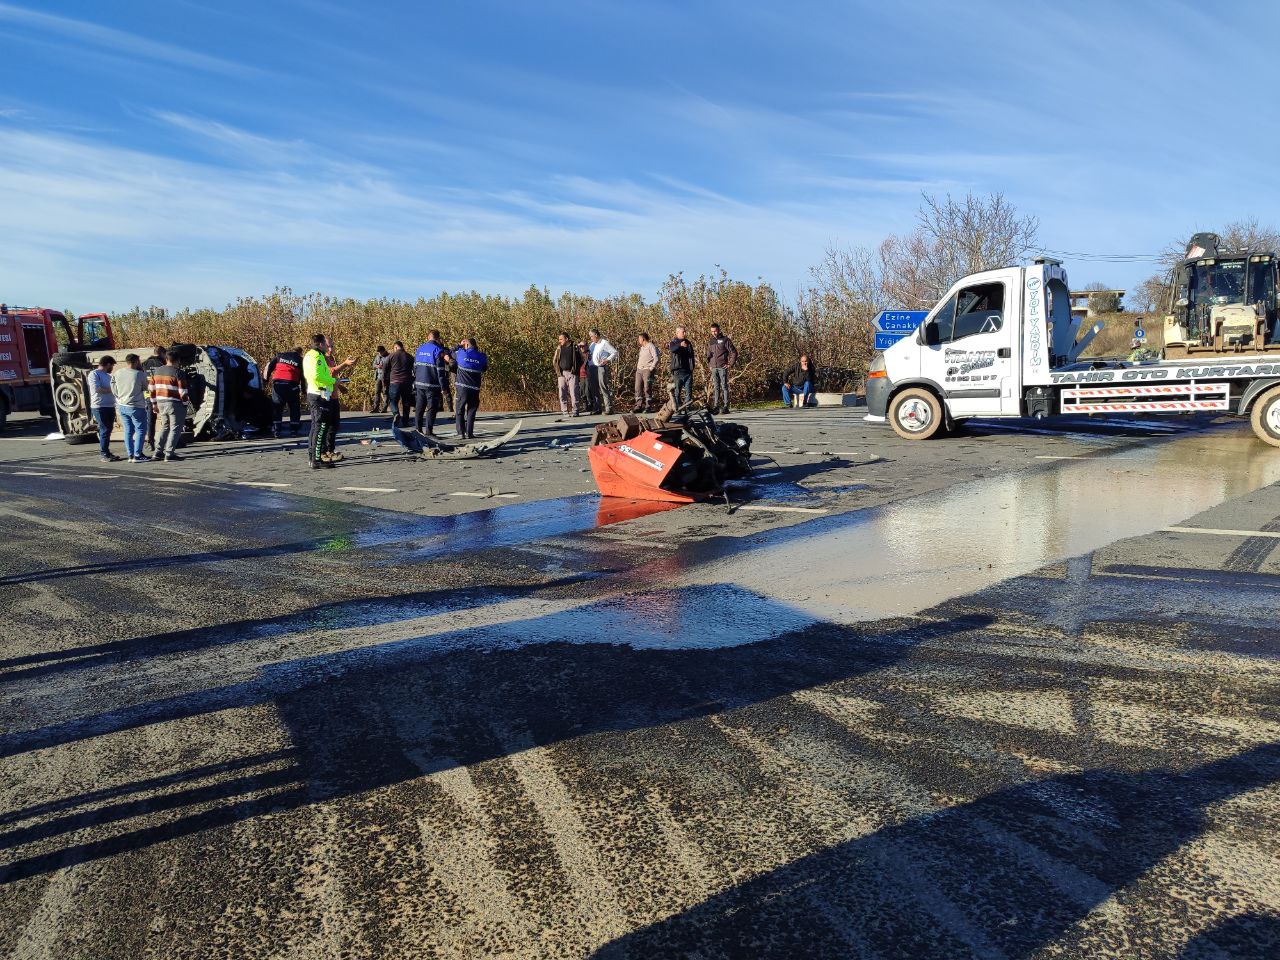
[
  {"x1": 736, "y1": 505, "x2": 828, "y2": 514},
  {"x1": 338, "y1": 486, "x2": 398, "y2": 493},
  {"x1": 152, "y1": 477, "x2": 197, "y2": 484},
  {"x1": 450, "y1": 491, "x2": 488, "y2": 497},
  {"x1": 235, "y1": 481, "x2": 292, "y2": 488},
  {"x1": 1036, "y1": 455, "x2": 1138, "y2": 461},
  {"x1": 9, "y1": 471, "x2": 51, "y2": 476},
  {"x1": 495, "y1": 493, "x2": 520, "y2": 498},
  {"x1": 1163, "y1": 526, "x2": 1280, "y2": 539},
  {"x1": 75, "y1": 473, "x2": 111, "y2": 478}
]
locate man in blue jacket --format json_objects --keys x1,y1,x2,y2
[
  {"x1": 453, "y1": 336, "x2": 488, "y2": 440},
  {"x1": 412, "y1": 330, "x2": 452, "y2": 436}
]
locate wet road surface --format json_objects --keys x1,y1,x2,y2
[{"x1": 2, "y1": 414, "x2": 1280, "y2": 958}]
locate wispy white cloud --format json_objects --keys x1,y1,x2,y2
[
  {"x1": 0, "y1": 126, "x2": 905, "y2": 310},
  {"x1": 0, "y1": 1, "x2": 261, "y2": 77}
]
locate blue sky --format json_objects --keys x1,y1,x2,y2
[{"x1": 2, "y1": 0, "x2": 1277, "y2": 311}]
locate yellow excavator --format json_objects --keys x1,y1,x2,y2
[{"x1": 1163, "y1": 232, "x2": 1279, "y2": 358}]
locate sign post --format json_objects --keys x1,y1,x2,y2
[{"x1": 872, "y1": 310, "x2": 928, "y2": 352}]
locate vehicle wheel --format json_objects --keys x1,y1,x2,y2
[
  {"x1": 64, "y1": 432, "x2": 96, "y2": 445},
  {"x1": 0, "y1": 398, "x2": 8, "y2": 432},
  {"x1": 889, "y1": 387, "x2": 945, "y2": 440},
  {"x1": 1250, "y1": 385, "x2": 1280, "y2": 447}
]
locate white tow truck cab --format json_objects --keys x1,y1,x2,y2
[{"x1": 865, "y1": 257, "x2": 1280, "y2": 447}]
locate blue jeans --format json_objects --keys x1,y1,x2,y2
[
  {"x1": 781, "y1": 383, "x2": 814, "y2": 407},
  {"x1": 90, "y1": 407, "x2": 115, "y2": 456},
  {"x1": 118, "y1": 404, "x2": 148, "y2": 458}
]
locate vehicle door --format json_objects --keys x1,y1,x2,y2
[{"x1": 918, "y1": 278, "x2": 1016, "y2": 416}]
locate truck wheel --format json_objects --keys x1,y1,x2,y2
[
  {"x1": 890, "y1": 388, "x2": 944, "y2": 440},
  {"x1": 0, "y1": 397, "x2": 8, "y2": 432},
  {"x1": 1250, "y1": 385, "x2": 1280, "y2": 447}
]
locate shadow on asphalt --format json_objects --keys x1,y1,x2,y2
[
  {"x1": 591, "y1": 742, "x2": 1280, "y2": 959},
  {"x1": 0, "y1": 605, "x2": 991, "y2": 884}
]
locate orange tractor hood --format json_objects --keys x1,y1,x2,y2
[{"x1": 587, "y1": 431, "x2": 698, "y2": 503}]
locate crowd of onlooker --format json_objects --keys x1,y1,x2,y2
[
  {"x1": 84, "y1": 346, "x2": 191, "y2": 463},
  {"x1": 84, "y1": 323, "x2": 820, "y2": 469}
]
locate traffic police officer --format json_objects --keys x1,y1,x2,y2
[{"x1": 413, "y1": 329, "x2": 452, "y2": 436}]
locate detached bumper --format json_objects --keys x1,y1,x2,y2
[{"x1": 866, "y1": 375, "x2": 892, "y2": 418}]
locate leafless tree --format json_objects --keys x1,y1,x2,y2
[
  {"x1": 876, "y1": 191, "x2": 1040, "y2": 308},
  {"x1": 1136, "y1": 218, "x2": 1280, "y2": 316}
]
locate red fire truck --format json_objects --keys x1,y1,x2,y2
[{"x1": 0, "y1": 305, "x2": 114, "y2": 430}]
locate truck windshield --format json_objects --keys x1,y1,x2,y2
[{"x1": 1190, "y1": 259, "x2": 1246, "y2": 306}]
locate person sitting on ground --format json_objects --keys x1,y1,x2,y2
[
  {"x1": 87, "y1": 355, "x2": 120, "y2": 462},
  {"x1": 111, "y1": 353, "x2": 151, "y2": 463},
  {"x1": 148, "y1": 350, "x2": 190, "y2": 462},
  {"x1": 453, "y1": 336, "x2": 489, "y2": 440},
  {"x1": 782, "y1": 353, "x2": 816, "y2": 408}
]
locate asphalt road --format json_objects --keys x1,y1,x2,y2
[{"x1": 2, "y1": 407, "x2": 1279, "y2": 959}]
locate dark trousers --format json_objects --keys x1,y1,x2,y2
[
  {"x1": 584, "y1": 365, "x2": 600, "y2": 413},
  {"x1": 671, "y1": 370, "x2": 693, "y2": 407},
  {"x1": 455, "y1": 386, "x2": 480, "y2": 438},
  {"x1": 387, "y1": 381, "x2": 411, "y2": 425},
  {"x1": 90, "y1": 407, "x2": 114, "y2": 456},
  {"x1": 271, "y1": 382, "x2": 301, "y2": 434},
  {"x1": 414, "y1": 386, "x2": 443, "y2": 434},
  {"x1": 326, "y1": 396, "x2": 341, "y2": 454},
  {"x1": 308, "y1": 394, "x2": 335, "y2": 464},
  {"x1": 373, "y1": 378, "x2": 386, "y2": 412},
  {"x1": 594, "y1": 365, "x2": 613, "y2": 414},
  {"x1": 710, "y1": 367, "x2": 730, "y2": 410}
]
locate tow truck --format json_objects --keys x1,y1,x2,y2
[
  {"x1": 866, "y1": 239, "x2": 1280, "y2": 447},
  {"x1": 0, "y1": 305, "x2": 115, "y2": 431}
]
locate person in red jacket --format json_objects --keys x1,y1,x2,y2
[{"x1": 264, "y1": 347, "x2": 304, "y2": 438}]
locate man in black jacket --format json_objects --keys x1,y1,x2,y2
[
  {"x1": 381, "y1": 340, "x2": 414, "y2": 426},
  {"x1": 668, "y1": 326, "x2": 694, "y2": 408},
  {"x1": 706, "y1": 323, "x2": 738, "y2": 414},
  {"x1": 553, "y1": 331, "x2": 580, "y2": 418}
]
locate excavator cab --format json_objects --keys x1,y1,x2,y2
[{"x1": 1164, "y1": 233, "x2": 1280, "y2": 357}]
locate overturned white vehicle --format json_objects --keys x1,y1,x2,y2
[{"x1": 51, "y1": 344, "x2": 272, "y2": 444}]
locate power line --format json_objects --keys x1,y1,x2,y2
[{"x1": 1037, "y1": 248, "x2": 1165, "y2": 263}]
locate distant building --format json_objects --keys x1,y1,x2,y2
[{"x1": 1069, "y1": 289, "x2": 1125, "y2": 320}]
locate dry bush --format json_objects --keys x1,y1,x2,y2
[
  {"x1": 1078, "y1": 312, "x2": 1162, "y2": 357},
  {"x1": 112, "y1": 276, "x2": 817, "y2": 411}
]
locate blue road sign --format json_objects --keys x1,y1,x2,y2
[
  {"x1": 875, "y1": 310, "x2": 929, "y2": 334},
  {"x1": 874, "y1": 332, "x2": 907, "y2": 351},
  {"x1": 1134, "y1": 327, "x2": 1146, "y2": 340}
]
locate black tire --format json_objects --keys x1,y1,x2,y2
[
  {"x1": 889, "y1": 387, "x2": 945, "y2": 440},
  {"x1": 1250, "y1": 385, "x2": 1280, "y2": 447},
  {"x1": 64, "y1": 431, "x2": 96, "y2": 445},
  {"x1": 0, "y1": 397, "x2": 8, "y2": 432},
  {"x1": 51, "y1": 351, "x2": 91, "y2": 368}
]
